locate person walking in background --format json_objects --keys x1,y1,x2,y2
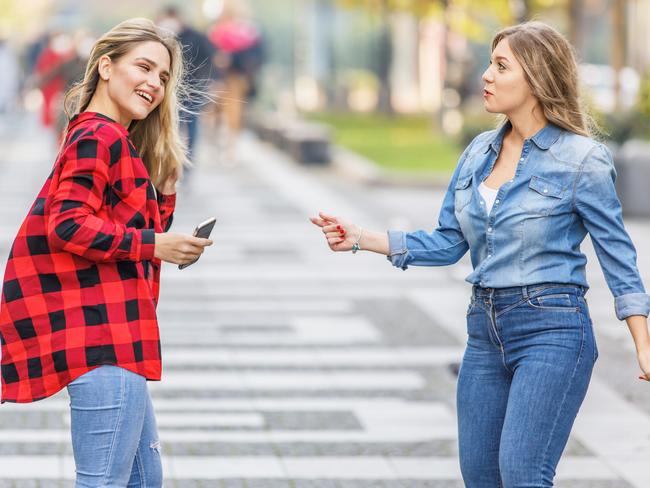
[
  {"x1": 158, "y1": 6, "x2": 217, "y2": 173},
  {"x1": 311, "y1": 22, "x2": 650, "y2": 487},
  {"x1": 0, "y1": 18, "x2": 212, "y2": 486},
  {"x1": 208, "y1": 2, "x2": 264, "y2": 164},
  {"x1": 31, "y1": 30, "x2": 95, "y2": 142},
  {"x1": 31, "y1": 31, "x2": 74, "y2": 128}
]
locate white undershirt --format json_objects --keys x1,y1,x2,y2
[{"x1": 478, "y1": 182, "x2": 499, "y2": 214}]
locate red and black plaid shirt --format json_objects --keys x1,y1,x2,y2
[{"x1": 0, "y1": 112, "x2": 175, "y2": 403}]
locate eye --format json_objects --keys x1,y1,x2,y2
[
  {"x1": 497, "y1": 63, "x2": 506, "y2": 71},
  {"x1": 160, "y1": 77, "x2": 168, "y2": 86},
  {"x1": 138, "y1": 64, "x2": 150, "y2": 72}
]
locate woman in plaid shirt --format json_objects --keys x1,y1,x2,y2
[{"x1": 0, "y1": 18, "x2": 212, "y2": 486}]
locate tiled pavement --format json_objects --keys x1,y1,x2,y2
[{"x1": 1, "y1": 112, "x2": 650, "y2": 487}]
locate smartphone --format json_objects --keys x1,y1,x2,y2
[{"x1": 178, "y1": 217, "x2": 217, "y2": 270}]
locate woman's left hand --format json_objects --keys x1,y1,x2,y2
[
  {"x1": 160, "y1": 166, "x2": 179, "y2": 195},
  {"x1": 638, "y1": 347, "x2": 650, "y2": 381}
]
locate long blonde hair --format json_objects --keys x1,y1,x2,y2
[
  {"x1": 64, "y1": 18, "x2": 187, "y2": 188},
  {"x1": 492, "y1": 21, "x2": 597, "y2": 137}
]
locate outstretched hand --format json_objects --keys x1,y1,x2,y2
[{"x1": 309, "y1": 211, "x2": 360, "y2": 252}]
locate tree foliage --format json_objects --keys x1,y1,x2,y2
[{"x1": 337, "y1": 0, "x2": 566, "y2": 41}]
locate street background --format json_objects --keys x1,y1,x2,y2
[{"x1": 1, "y1": 0, "x2": 650, "y2": 486}]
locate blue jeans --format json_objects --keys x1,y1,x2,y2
[
  {"x1": 67, "y1": 365, "x2": 163, "y2": 487},
  {"x1": 457, "y1": 283, "x2": 597, "y2": 487}
]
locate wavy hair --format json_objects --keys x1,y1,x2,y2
[
  {"x1": 492, "y1": 21, "x2": 598, "y2": 137},
  {"x1": 64, "y1": 18, "x2": 188, "y2": 188}
]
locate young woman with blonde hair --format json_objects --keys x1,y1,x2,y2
[
  {"x1": 0, "y1": 18, "x2": 212, "y2": 486},
  {"x1": 312, "y1": 21, "x2": 650, "y2": 487}
]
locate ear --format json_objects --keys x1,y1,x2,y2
[{"x1": 97, "y1": 55, "x2": 112, "y2": 81}]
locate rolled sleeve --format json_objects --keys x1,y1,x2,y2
[
  {"x1": 386, "y1": 230, "x2": 410, "y2": 270},
  {"x1": 575, "y1": 144, "x2": 649, "y2": 321},
  {"x1": 615, "y1": 293, "x2": 650, "y2": 320}
]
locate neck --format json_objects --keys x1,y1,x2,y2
[
  {"x1": 505, "y1": 104, "x2": 548, "y2": 144},
  {"x1": 85, "y1": 85, "x2": 131, "y2": 128}
]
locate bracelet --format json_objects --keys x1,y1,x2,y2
[{"x1": 352, "y1": 227, "x2": 363, "y2": 254}]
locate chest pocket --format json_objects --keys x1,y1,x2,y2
[
  {"x1": 519, "y1": 175, "x2": 566, "y2": 216},
  {"x1": 454, "y1": 174, "x2": 473, "y2": 213}
]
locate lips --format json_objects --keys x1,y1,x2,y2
[{"x1": 484, "y1": 88, "x2": 493, "y2": 97}]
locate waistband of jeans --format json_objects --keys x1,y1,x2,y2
[{"x1": 472, "y1": 283, "x2": 586, "y2": 300}]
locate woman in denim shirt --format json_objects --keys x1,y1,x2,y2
[{"x1": 311, "y1": 22, "x2": 650, "y2": 487}]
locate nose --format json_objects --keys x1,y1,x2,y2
[
  {"x1": 481, "y1": 67, "x2": 493, "y2": 84},
  {"x1": 146, "y1": 74, "x2": 162, "y2": 90}
]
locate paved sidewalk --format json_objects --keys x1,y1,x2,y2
[{"x1": 1, "y1": 111, "x2": 650, "y2": 487}]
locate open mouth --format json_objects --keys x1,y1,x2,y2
[{"x1": 135, "y1": 90, "x2": 153, "y2": 104}]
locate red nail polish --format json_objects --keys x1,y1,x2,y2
[{"x1": 336, "y1": 226, "x2": 341, "y2": 230}]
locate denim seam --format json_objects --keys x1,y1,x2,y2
[
  {"x1": 539, "y1": 308, "x2": 586, "y2": 487},
  {"x1": 134, "y1": 449, "x2": 145, "y2": 488},
  {"x1": 494, "y1": 296, "x2": 529, "y2": 318},
  {"x1": 101, "y1": 367, "x2": 126, "y2": 487},
  {"x1": 571, "y1": 144, "x2": 599, "y2": 214}
]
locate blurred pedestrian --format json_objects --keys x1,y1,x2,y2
[
  {"x1": 33, "y1": 30, "x2": 95, "y2": 141},
  {"x1": 208, "y1": 3, "x2": 264, "y2": 164},
  {"x1": 158, "y1": 6, "x2": 217, "y2": 173},
  {"x1": 0, "y1": 18, "x2": 212, "y2": 486},
  {"x1": 32, "y1": 32, "x2": 74, "y2": 127},
  {"x1": 311, "y1": 21, "x2": 650, "y2": 487}
]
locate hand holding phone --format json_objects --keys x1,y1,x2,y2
[{"x1": 178, "y1": 217, "x2": 217, "y2": 270}]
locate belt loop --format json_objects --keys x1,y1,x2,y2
[{"x1": 522, "y1": 285, "x2": 529, "y2": 300}]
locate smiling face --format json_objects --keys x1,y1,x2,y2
[
  {"x1": 97, "y1": 40, "x2": 171, "y2": 126},
  {"x1": 481, "y1": 38, "x2": 537, "y2": 117}
]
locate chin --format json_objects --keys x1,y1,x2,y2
[
  {"x1": 484, "y1": 104, "x2": 497, "y2": 114},
  {"x1": 130, "y1": 108, "x2": 150, "y2": 121}
]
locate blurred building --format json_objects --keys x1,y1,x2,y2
[{"x1": 628, "y1": 0, "x2": 650, "y2": 74}]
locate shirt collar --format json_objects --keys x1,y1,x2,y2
[
  {"x1": 485, "y1": 120, "x2": 563, "y2": 154},
  {"x1": 67, "y1": 111, "x2": 129, "y2": 136}
]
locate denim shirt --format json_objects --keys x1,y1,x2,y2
[{"x1": 387, "y1": 122, "x2": 650, "y2": 320}]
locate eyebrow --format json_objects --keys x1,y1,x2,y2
[
  {"x1": 134, "y1": 57, "x2": 170, "y2": 78},
  {"x1": 491, "y1": 55, "x2": 510, "y2": 64}
]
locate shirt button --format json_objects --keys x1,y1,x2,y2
[
  {"x1": 519, "y1": 157, "x2": 524, "y2": 162},
  {"x1": 543, "y1": 188, "x2": 549, "y2": 193},
  {"x1": 480, "y1": 200, "x2": 484, "y2": 205},
  {"x1": 487, "y1": 254, "x2": 492, "y2": 259},
  {"x1": 488, "y1": 227, "x2": 493, "y2": 232},
  {"x1": 495, "y1": 199, "x2": 500, "y2": 204},
  {"x1": 509, "y1": 179, "x2": 514, "y2": 183}
]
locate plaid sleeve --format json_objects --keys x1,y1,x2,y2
[
  {"x1": 158, "y1": 193, "x2": 176, "y2": 232},
  {"x1": 46, "y1": 137, "x2": 156, "y2": 262}
]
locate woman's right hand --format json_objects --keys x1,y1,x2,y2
[
  {"x1": 310, "y1": 211, "x2": 360, "y2": 252},
  {"x1": 154, "y1": 233, "x2": 213, "y2": 265}
]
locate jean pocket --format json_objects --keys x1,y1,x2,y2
[
  {"x1": 466, "y1": 299, "x2": 476, "y2": 316},
  {"x1": 454, "y1": 174, "x2": 473, "y2": 213},
  {"x1": 527, "y1": 293, "x2": 577, "y2": 311},
  {"x1": 519, "y1": 175, "x2": 565, "y2": 216}
]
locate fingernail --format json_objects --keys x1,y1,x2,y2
[{"x1": 336, "y1": 226, "x2": 341, "y2": 230}]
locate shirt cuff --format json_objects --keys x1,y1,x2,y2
[
  {"x1": 158, "y1": 192, "x2": 176, "y2": 207},
  {"x1": 137, "y1": 229, "x2": 156, "y2": 261},
  {"x1": 386, "y1": 230, "x2": 409, "y2": 270},
  {"x1": 615, "y1": 293, "x2": 650, "y2": 320}
]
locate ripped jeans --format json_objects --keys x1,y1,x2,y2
[{"x1": 67, "y1": 365, "x2": 163, "y2": 487}]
